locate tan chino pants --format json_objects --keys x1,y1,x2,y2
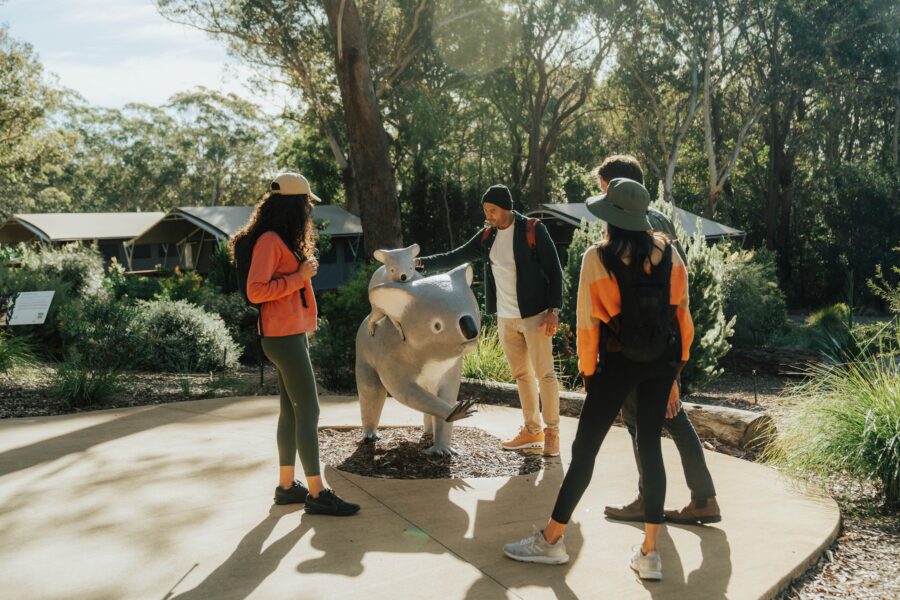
[{"x1": 498, "y1": 313, "x2": 561, "y2": 434}]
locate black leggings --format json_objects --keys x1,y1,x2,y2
[{"x1": 551, "y1": 351, "x2": 679, "y2": 525}]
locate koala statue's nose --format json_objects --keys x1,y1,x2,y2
[
  {"x1": 400, "y1": 273, "x2": 408, "y2": 282},
  {"x1": 459, "y1": 315, "x2": 478, "y2": 340}
]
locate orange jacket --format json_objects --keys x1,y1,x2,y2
[
  {"x1": 247, "y1": 231, "x2": 318, "y2": 337},
  {"x1": 576, "y1": 240, "x2": 694, "y2": 376}
]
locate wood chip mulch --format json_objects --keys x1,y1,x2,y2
[
  {"x1": 318, "y1": 426, "x2": 544, "y2": 479},
  {"x1": 776, "y1": 479, "x2": 900, "y2": 600}
]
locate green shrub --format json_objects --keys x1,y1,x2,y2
[
  {"x1": 852, "y1": 319, "x2": 900, "y2": 358},
  {"x1": 652, "y1": 193, "x2": 734, "y2": 393},
  {"x1": 763, "y1": 352, "x2": 900, "y2": 507},
  {"x1": 206, "y1": 238, "x2": 238, "y2": 294},
  {"x1": 58, "y1": 296, "x2": 143, "y2": 369},
  {"x1": 722, "y1": 248, "x2": 788, "y2": 348},
  {"x1": 868, "y1": 249, "x2": 900, "y2": 314},
  {"x1": 134, "y1": 299, "x2": 240, "y2": 372},
  {"x1": 51, "y1": 355, "x2": 123, "y2": 409},
  {"x1": 463, "y1": 325, "x2": 513, "y2": 383},
  {"x1": 562, "y1": 218, "x2": 605, "y2": 327},
  {"x1": 199, "y1": 291, "x2": 259, "y2": 362},
  {"x1": 156, "y1": 268, "x2": 219, "y2": 307},
  {"x1": 17, "y1": 243, "x2": 105, "y2": 298},
  {"x1": 105, "y1": 259, "x2": 166, "y2": 301},
  {"x1": 553, "y1": 321, "x2": 580, "y2": 390},
  {"x1": 0, "y1": 331, "x2": 35, "y2": 371},
  {"x1": 310, "y1": 263, "x2": 377, "y2": 390}
]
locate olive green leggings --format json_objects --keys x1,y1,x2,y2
[{"x1": 261, "y1": 334, "x2": 320, "y2": 477}]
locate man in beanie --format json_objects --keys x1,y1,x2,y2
[{"x1": 417, "y1": 184, "x2": 564, "y2": 456}]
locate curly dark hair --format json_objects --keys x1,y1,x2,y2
[
  {"x1": 229, "y1": 192, "x2": 317, "y2": 261},
  {"x1": 594, "y1": 154, "x2": 644, "y2": 185}
]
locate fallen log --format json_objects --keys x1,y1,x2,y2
[
  {"x1": 460, "y1": 378, "x2": 775, "y2": 450},
  {"x1": 680, "y1": 402, "x2": 775, "y2": 450}
]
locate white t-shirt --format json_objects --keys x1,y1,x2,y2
[{"x1": 489, "y1": 225, "x2": 520, "y2": 318}]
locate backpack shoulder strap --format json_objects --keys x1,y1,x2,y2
[
  {"x1": 480, "y1": 226, "x2": 494, "y2": 247},
  {"x1": 526, "y1": 217, "x2": 539, "y2": 250}
]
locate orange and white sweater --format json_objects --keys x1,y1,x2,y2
[{"x1": 576, "y1": 242, "x2": 694, "y2": 376}]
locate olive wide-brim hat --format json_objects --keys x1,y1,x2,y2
[{"x1": 585, "y1": 177, "x2": 653, "y2": 231}]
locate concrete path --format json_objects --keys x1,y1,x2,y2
[{"x1": 0, "y1": 394, "x2": 838, "y2": 600}]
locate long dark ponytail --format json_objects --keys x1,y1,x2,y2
[{"x1": 600, "y1": 224, "x2": 668, "y2": 275}]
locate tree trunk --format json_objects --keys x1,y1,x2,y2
[
  {"x1": 528, "y1": 148, "x2": 547, "y2": 212},
  {"x1": 323, "y1": 0, "x2": 402, "y2": 257},
  {"x1": 341, "y1": 164, "x2": 360, "y2": 216}
]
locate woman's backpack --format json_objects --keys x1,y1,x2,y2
[{"x1": 602, "y1": 243, "x2": 678, "y2": 363}]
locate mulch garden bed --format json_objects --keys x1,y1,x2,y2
[
  {"x1": 319, "y1": 426, "x2": 544, "y2": 479},
  {"x1": 0, "y1": 365, "x2": 280, "y2": 419},
  {"x1": 776, "y1": 479, "x2": 899, "y2": 600}
]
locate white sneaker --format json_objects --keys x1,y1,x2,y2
[
  {"x1": 503, "y1": 527, "x2": 569, "y2": 565},
  {"x1": 630, "y1": 545, "x2": 662, "y2": 580}
]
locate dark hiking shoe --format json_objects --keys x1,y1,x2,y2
[
  {"x1": 604, "y1": 495, "x2": 645, "y2": 522},
  {"x1": 274, "y1": 480, "x2": 309, "y2": 505},
  {"x1": 665, "y1": 497, "x2": 722, "y2": 525},
  {"x1": 304, "y1": 489, "x2": 360, "y2": 517}
]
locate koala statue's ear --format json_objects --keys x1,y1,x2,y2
[
  {"x1": 449, "y1": 263, "x2": 474, "y2": 287},
  {"x1": 369, "y1": 284, "x2": 414, "y2": 321},
  {"x1": 373, "y1": 249, "x2": 388, "y2": 264},
  {"x1": 408, "y1": 243, "x2": 420, "y2": 257}
]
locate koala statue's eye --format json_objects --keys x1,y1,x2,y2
[
  {"x1": 432, "y1": 320, "x2": 443, "y2": 333},
  {"x1": 390, "y1": 268, "x2": 395, "y2": 273}
]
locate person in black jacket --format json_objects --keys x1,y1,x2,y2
[{"x1": 417, "y1": 184, "x2": 565, "y2": 457}]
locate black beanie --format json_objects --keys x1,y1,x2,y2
[{"x1": 481, "y1": 184, "x2": 513, "y2": 210}]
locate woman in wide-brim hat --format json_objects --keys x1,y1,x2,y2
[{"x1": 502, "y1": 177, "x2": 695, "y2": 581}]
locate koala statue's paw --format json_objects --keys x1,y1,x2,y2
[
  {"x1": 445, "y1": 399, "x2": 477, "y2": 422},
  {"x1": 424, "y1": 444, "x2": 457, "y2": 457},
  {"x1": 367, "y1": 321, "x2": 377, "y2": 336},
  {"x1": 362, "y1": 430, "x2": 381, "y2": 442}
]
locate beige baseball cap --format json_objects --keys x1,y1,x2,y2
[{"x1": 270, "y1": 172, "x2": 321, "y2": 202}]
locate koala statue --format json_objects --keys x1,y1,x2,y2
[
  {"x1": 356, "y1": 263, "x2": 480, "y2": 456},
  {"x1": 367, "y1": 244, "x2": 421, "y2": 340}
]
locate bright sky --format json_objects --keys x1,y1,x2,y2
[{"x1": 2, "y1": 0, "x2": 286, "y2": 114}]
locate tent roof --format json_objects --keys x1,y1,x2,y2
[
  {"x1": 132, "y1": 205, "x2": 362, "y2": 245},
  {"x1": 0, "y1": 212, "x2": 166, "y2": 243},
  {"x1": 529, "y1": 203, "x2": 745, "y2": 239}
]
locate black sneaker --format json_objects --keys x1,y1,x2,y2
[
  {"x1": 304, "y1": 489, "x2": 360, "y2": 516},
  {"x1": 274, "y1": 481, "x2": 309, "y2": 505}
]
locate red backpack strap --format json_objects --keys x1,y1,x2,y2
[
  {"x1": 480, "y1": 226, "x2": 494, "y2": 247},
  {"x1": 526, "y1": 217, "x2": 539, "y2": 250}
]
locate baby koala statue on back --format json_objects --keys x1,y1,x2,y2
[
  {"x1": 356, "y1": 263, "x2": 480, "y2": 456},
  {"x1": 367, "y1": 243, "x2": 421, "y2": 340}
]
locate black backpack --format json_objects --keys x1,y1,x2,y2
[
  {"x1": 601, "y1": 243, "x2": 678, "y2": 363},
  {"x1": 233, "y1": 235, "x2": 266, "y2": 385}
]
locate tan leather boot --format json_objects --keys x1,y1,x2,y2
[
  {"x1": 664, "y1": 497, "x2": 722, "y2": 525},
  {"x1": 604, "y1": 495, "x2": 644, "y2": 522},
  {"x1": 501, "y1": 427, "x2": 544, "y2": 450},
  {"x1": 543, "y1": 428, "x2": 560, "y2": 457}
]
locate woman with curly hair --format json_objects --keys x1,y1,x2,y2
[{"x1": 231, "y1": 172, "x2": 359, "y2": 517}]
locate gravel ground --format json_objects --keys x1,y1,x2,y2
[{"x1": 319, "y1": 426, "x2": 544, "y2": 479}]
